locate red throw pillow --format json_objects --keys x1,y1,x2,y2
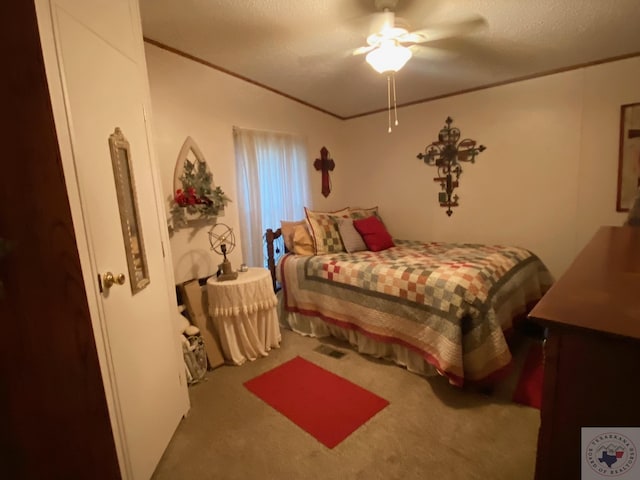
[{"x1": 352, "y1": 216, "x2": 394, "y2": 252}]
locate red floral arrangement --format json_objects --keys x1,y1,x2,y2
[
  {"x1": 174, "y1": 187, "x2": 213, "y2": 207},
  {"x1": 169, "y1": 181, "x2": 230, "y2": 229}
]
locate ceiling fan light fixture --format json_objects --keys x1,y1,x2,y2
[
  {"x1": 366, "y1": 26, "x2": 409, "y2": 46},
  {"x1": 365, "y1": 42, "x2": 412, "y2": 74}
]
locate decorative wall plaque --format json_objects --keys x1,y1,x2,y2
[
  {"x1": 108, "y1": 127, "x2": 150, "y2": 294},
  {"x1": 416, "y1": 117, "x2": 486, "y2": 216}
]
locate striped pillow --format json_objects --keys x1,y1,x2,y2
[{"x1": 336, "y1": 218, "x2": 367, "y2": 253}]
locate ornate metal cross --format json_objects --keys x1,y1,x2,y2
[
  {"x1": 314, "y1": 146, "x2": 335, "y2": 198},
  {"x1": 416, "y1": 117, "x2": 486, "y2": 216}
]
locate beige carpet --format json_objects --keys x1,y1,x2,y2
[{"x1": 152, "y1": 329, "x2": 539, "y2": 480}]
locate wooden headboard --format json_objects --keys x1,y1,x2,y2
[{"x1": 265, "y1": 228, "x2": 283, "y2": 292}]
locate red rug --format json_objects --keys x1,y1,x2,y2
[
  {"x1": 512, "y1": 341, "x2": 544, "y2": 409},
  {"x1": 244, "y1": 356, "x2": 389, "y2": 448}
]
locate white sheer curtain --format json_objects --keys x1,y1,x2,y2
[{"x1": 233, "y1": 127, "x2": 311, "y2": 267}]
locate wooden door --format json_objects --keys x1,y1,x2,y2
[{"x1": 1, "y1": 1, "x2": 120, "y2": 478}]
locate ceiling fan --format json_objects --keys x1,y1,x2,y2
[
  {"x1": 353, "y1": 0, "x2": 487, "y2": 74},
  {"x1": 352, "y1": 0, "x2": 486, "y2": 132}
]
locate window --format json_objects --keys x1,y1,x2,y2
[{"x1": 233, "y1": 127, "x2": 311, "y2": 267}]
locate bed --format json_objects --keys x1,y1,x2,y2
[{"x1": 265, "y1": 225, "x2": 553, "y2": 387}]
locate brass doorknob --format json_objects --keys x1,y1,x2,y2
[{"x1": 103, "y1": 272, "x2": 126, "y2": 289}]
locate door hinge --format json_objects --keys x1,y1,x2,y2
[{"x1": 161, "y1": 240, "x2": 166, "y2": 258}]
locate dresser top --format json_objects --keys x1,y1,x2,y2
[{"x1": 529, "y1": 226, "x2": 640, "y2": 339}]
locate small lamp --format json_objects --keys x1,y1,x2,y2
[{"x1": 208, "y1": 223, "x2": 238, "y2": 281}]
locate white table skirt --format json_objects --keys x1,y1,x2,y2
[{"x1": 207, "y1": 268, "x2": 281, "y2": 365}]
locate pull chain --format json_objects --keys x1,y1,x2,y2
[
  {"x1": 387, "y1": 75, "x2": 392, "y2": 133},
  {"x1": 393, "y1": 74, "x2": 399, "y2": 127},
  {"x1": 386, "y1": 74, "x2": 400, "y2": 133}
]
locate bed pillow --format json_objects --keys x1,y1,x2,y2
[
  {"x1": 349, "y1": 206, "x2": 379, "y2": 220},
  {"x1": 280, "y1": 220, "x2": 306, "y2": 252},
  {"x1": 292, "y1": 224, "x2": 314, "y2": 255},
  {"x1": 350, "y1": 206, "x2": 388, "y2": 229},
  {"x1": 353, "y1": 215, "x2": 395, "y2": 252},
  {"x1": 336, "y1": 218, "x2": 367, "y2": 253},
  {"x1": 304, "y1": 207, "x2": 350, "y2": 254}
]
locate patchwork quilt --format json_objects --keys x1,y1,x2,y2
[{"x1": 279, "y1": 240, "x2": 553, "y2": 386}]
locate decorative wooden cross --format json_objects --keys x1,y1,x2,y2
[{"x1": 314, "y1": 146, "x2": 335, "y2": 198}]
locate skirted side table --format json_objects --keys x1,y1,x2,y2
[{"x1": 206, "y1": 267, "x2": 280, "y2": 365}]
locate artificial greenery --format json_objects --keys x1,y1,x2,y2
[{"x1": 168, "y1": 158, "x2": 232, "y2": 228}]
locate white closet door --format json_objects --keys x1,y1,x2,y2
[{"x1": 36, "y1": 0, "x2": 188, "y2": 478}]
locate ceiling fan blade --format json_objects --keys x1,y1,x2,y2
[
  {"x1": 410, "y1": 44, "x2": 458, "y2": 61},
  {"x1": 397, "y1": 32, "x2": 428, "y2": 44},
  {"x1": 353, "y1": 45, "x2": 376, "y2": 56},
  {"x1": 424, "y1": 36, "x2": 540, "y2": 71},
  {"x1": 410, "y1": 15, "x2": 488, "y2": 43}
]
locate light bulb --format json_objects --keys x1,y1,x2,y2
[{"x1": 366, "y1": 42, "x2": 412, "y2": 74}]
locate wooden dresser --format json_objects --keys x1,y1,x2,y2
[{"x1": 528, "y1": 226, "x2": 640, "y2": 479}]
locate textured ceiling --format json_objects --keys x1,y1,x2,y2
[{"x1": 140, "y1": 0, "x2": 640, "y2": 119}]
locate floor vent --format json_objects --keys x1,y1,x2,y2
[{"x1": 314, "y1": 344, "x2": 347, "y2": 359}]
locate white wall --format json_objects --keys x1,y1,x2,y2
[
  {"x1": 340, "y1": 58, "x2": 639, "y2": 277},
  {"x1": 146, "y1": 41, "x2": 638, "y2": 282},
  {"x1": 145, "y1": 43, "x2": 344, "y2": 283},
  {"x1": 576, "y1": 58, "x2": 640, "y2": 251}
]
